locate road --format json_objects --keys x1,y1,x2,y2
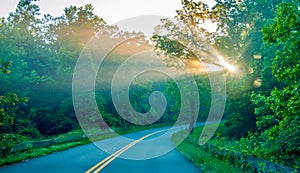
[{"x1": 0, "y1": 126, "x2": 201, "y2": 173}]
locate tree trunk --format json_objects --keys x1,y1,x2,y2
[{"x1": 188, "y1": 100, "x2": 195, "y2": 133}]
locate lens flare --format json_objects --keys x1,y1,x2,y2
[
  {"x1": 224, "y1": 63, "x2": 235, "y2": 72},
  {"x1": 215, "y1": 54, "x2": 235, "y2": 73}
]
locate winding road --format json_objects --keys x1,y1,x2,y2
[{"x1": 0, "y1": 126, "x2": 202, "y2": 173}]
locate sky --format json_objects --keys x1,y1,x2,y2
[
  {"x1": 0, "y1": 0, "x2": 182, "y2": 24},
  {"x1": 0, "y1": 0, "x2": 217, "y2": 33}
]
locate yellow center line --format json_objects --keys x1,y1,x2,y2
[
  {"x1": 85, "y1": 129, "x2": 167, "y2": 173},
  {"x1": 85, "y1": 140, "x2": 138, "y2": 173}
]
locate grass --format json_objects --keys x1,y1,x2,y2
[
  {"x1": 208, "y1": 134, "x2": 300, "y2": 169},
  {"x1": 0, "y1": 122, "x2": 173, "y2": 167},
  {"x1": 0, "y1": 132, "x2": 118, "y2": 167},
  {"x1": 0, "y1": 139, "x2": 90, "y2": 167},
  {"x1": 172, "y1": 124, "x2": 253, "y2": 173}
]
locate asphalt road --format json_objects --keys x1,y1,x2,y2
[{"x1": 0, "y1": 126, "x2": 201, "y2": 173}]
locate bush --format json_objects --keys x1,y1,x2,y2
[
  {"x1": 0, "y1": 133, "x2": 17, "y2": 157},
  {"x1": 225, "y1": 113, "x2": 256, "y2": 139}
]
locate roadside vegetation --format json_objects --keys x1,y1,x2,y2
[
  {"x1": 0, "y1": 137, "x2": 91, "y2": 167},
  {"x1": 0, "y1": 122, "x2": 172, "y2": 167},
  {"x1": 173, "y1": 122, "x2": 299, "y2": 172},
  {"x1": 172, "y1": 124, "x2": 254, "y2": 173},
  {"x1": 158, "y1": 0, "x2": 300, "y2": 171}
]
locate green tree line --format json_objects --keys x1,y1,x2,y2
[{"x1": 0, "y1": 0, "x2": 211, "y2": 157}]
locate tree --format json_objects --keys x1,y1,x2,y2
[
  {"x1": 251, "y1": 2, "x2": 300, "y2": 165},
  {"x1": 0, "y1": 0, "x2": 50, "y2": 96},
  {"x1": 0, "y1": 0, "x2": 58, "y2": 141},
  {"x1": 0, "y1": 59, "x2": 28, "y2": 157},
  {"x1": 52, "y1": 4, "x2": 106, "y2": 75},
  {"x1": 210, "y1": 0, "x2": 289, "y2": 138},
  {"x1": 152, "y1": 0, "x2": 294, "y2": 137},
  {"x1": 152, "y1": 0, "x2": 218, "y2": 133}
]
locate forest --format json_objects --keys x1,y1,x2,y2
[{"x1": 0, "y1": 0, "x2": 299, "y2": 169}]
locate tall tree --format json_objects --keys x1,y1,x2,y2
[
  {"x1": 0, "y1": 58, "x2": 28, "y2": 157},
  {"x1": 252, "y1": 2, "x2": 300, "y2": 166},
  {"x1": 152, "y1": 0, "x2": 218, "y2": 133},
  {"x1": 0, "y1": 0, "x2": 50, "y2": 96},
  {"x1": 52, "y1": 4, "x2": 106, "y2": 75}
]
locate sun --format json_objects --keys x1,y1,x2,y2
[
  {"x1": 223, "y1": 63, "x2": 235, "y2": 72},
  {"x1": 214, "y1": 54, "x2": 235, "y2": 73},
  {"x1": 225, "y1": 64, "x2": 235, "y2": 72}
]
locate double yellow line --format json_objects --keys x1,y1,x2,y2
[{"x1": 86, "y1": 129, "x2": 166, "y2": 173}]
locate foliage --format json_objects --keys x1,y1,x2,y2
[
  {"x1": 0, "y1": 59, "x2": 11, "y2": 74},
  {"x1": 0, "y1": 59, "x2": 28, "y2": 157},
  {"x1": 172, "y1": 125, "x2": 254, "y2": 172},
  {"x1": 0, "y1": 138, "x2": 91, "y2": 167},
  {"x1": 251, "y1": 1, "x2": 300, "y2": 166},
  {"x1": 156, "y1": 0, "x2": 299, "y2": 167}
]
